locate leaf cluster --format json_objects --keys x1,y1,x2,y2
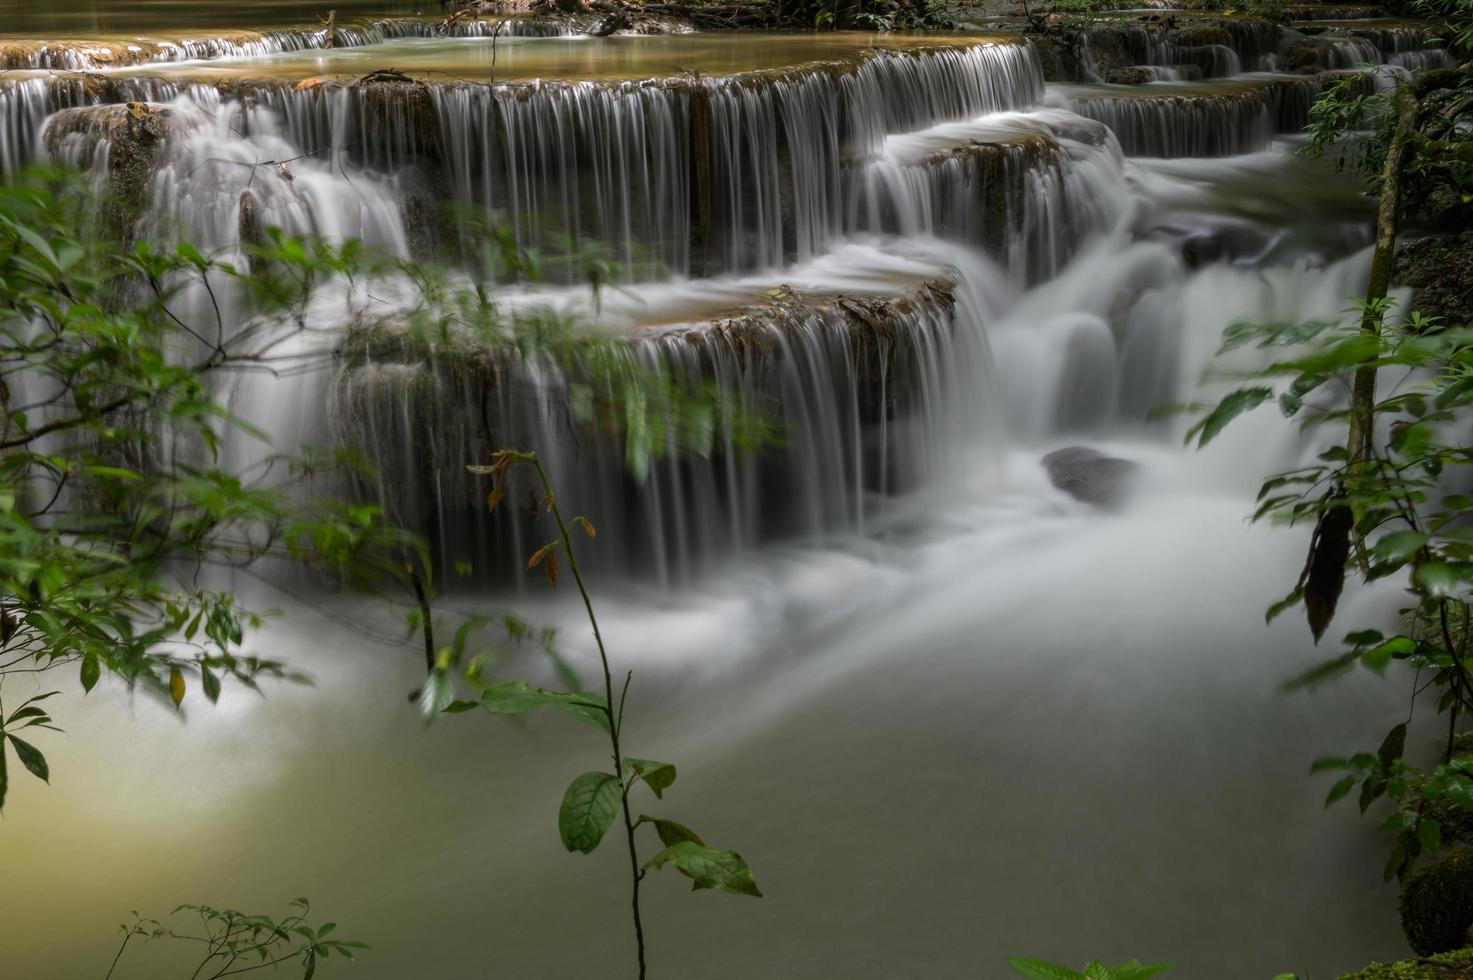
[{"x1": 108, "y1": 897, "x2": 366, "y2": 979}]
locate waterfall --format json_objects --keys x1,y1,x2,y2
[
  {"x1": 0, "y1": 28, "x2": 1430, "y2": 582},
  {"x1": 1064, "y1": 75, "x2": 1368, "y2": 158},
  {"x1": 329, "y1": 250, "x2": 993, "y2": 584}
]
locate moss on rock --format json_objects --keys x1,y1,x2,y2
[
  {"x1": 1339, "y1": 946, "x2": 1473, "y2": 979},
  {"x1": 1401, "y1": 847, "x2": 1473, "y2": 956}
]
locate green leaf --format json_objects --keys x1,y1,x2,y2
[
  {"x1": 1418, "y1": 818, "x2": 1442, "y2": 852},
  {"x1": 558, "y1": 771, "x2": 622, "y2": 854},
  {"x1": 644, "y1": 840, "x2": 762, "y2": 897},
  {"x1": 1378, "y1": 723, "x2": 1408, "y2": 768},
  {"x1": 1186, "y1": 387, "x2": 1273, "y2": 448},
  {"x1": 638, "y1": 815, "x2": 706, "y2": 848},
  {"x1": 1265, "y1": 587, "x2": 1304, "y2": 624},
  {"x1": 1415, "y1": 562, "x2": 1461, "y2": 598},
  {"x1": 625, "y1": 758, "x2": 677, "y2": 799},
  {"x1": 477, "y1": 681, "x2": 609, "y2": 733},
  {"x1": 1112, "y1": 963, "x2": 1172, "y2": 980},
  {"x1": 1372, "y1": 531, "x2": 1426, "y2": 566},
  {"x1": 442, "y1": 700, "x2": 480, "y2": 714},
  {"x1": 1362, "y1": 636, "x2": 1415, "y2": 673},
  {"x1": 1004, "y1": 958, "x2": 1083, "y2": 980},
  {"x1": 418, "y1": 669, "x2": 454, "y2": 718},
  {"x1": 8, "y1": 735, "x2": 48, "y2": 782},
  {"x1": 1325, "y1": 775, "x2": 1356, "y2": 808},
  {"x1": 201, "y1": 666, "x2": 221, "y2": 704},
  {"x1": 1283, "y1": 650, "x2": 1359, "y2": 690},
  {"x1": 0, "y1": 736, "x2": 8, "y2": 810},
  {"x1": 80, "y1": 652, "x2": 100, "y2": 693}
]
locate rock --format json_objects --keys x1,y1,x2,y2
[
  {"x1": 1042, "y1": 447, "x2": 1138, "y2": 507},
  {"x1": 1341, "y1": 947, "x2": 1473, "y2": 979},
  {"x1": 1177, "y1": 224, "x2": 1276, "y2": 269},
  {"x1": 586, "y1": 10, "x2": 628, "y2": 35},
  {"x1": 1279, "y1": 38, "x2": 1325, "y2": 73},
  {"x1": 1181, "y1": 234, "x2": 1223, "y2": 269},
  {"x1": 1396, "y1": 232, "x2": 1473, "y2": 328},
  {"x1": 1028, "y1": 33, "x2": 1071, "y2": 82},
  {"x1": 42, "y1": 102, "x2": 175, "y2": 240},
  {"x1": 1105, "y1": 66, "x2": 1155, "y2": 85},
  {"x1": 1400, "y1": 846, "x2": 1473, "y2": 956}
]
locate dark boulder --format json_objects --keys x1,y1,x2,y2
[{"x1": 1042, "y1": 447, "x2": 1138, "y2": 508}]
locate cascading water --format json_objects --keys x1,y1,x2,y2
[{"x1": 0, "y1": 14, "x2": 1452, "y2": 978}]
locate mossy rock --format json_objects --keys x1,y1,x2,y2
[
  {"x1": 1339, "y1": 946, "x2": 1473, "y2": 979},
  {"x1": 1401, "y1": 847, "x2": 1473, "y2": 956},
  {"x1": 1105, "y1": 66, "x2": 1155, "y2": 84}
]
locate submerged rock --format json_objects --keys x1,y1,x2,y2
[{"x1": 1042, "y1": 447, "x2": 1138, "y2": 507}]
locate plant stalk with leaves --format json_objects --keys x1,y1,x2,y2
[
  {"x1": 103, "y1": 897, "x2": 365, "y2": 979},
  {"x1": 1006, "y1": 956, "x2": 1171, "y2": 979},
  {"x1": 1183, "y1": 3, "x2": 1473, "y2": 882},
  {"x1": 426, "y1": 449, "x2": 760, "y2": 980}
]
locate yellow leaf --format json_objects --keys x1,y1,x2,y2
[
  {"x1": 486, "y1": 482, "x2": 505, "y2": 514},
  {"x1": 528, "y1": 543, "x2": 556, "y2": 569},
  {"x1": 578, "y1": 517, "x2": 597, "y2": 538},
  {"x1": 169, "y1": 666, "x2": 185, "y2": 708},
  {"x1": 545, "y1": 551, "x2": 560, "y2": 589}
]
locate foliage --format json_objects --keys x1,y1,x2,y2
[
  {"x1": 1190, "y1": 298, "x2": 1473, "y2": 879},
  {"x1": 1408, "y1": 0, "x2": 1473, "y2": 52},
  {"x1": 1399, "y1": 846, "x2": 1473, "y2": 955},
  {"x1": 0, "y1": 163, "x2": 766, "y2": 812},
  {"x1": 1005, "y1": 957, "x2": 1171, "y2": 979},
  {"x1": 767, "y1": 0, "x2": 951, "y2": 31},
  {"x1": 104, "y1": 897, "x2": 366, "y2": 979},
  {"x1": 1300, "y1": 7, "x2": 1472, "y2": 230},
  {"x1": 429, "y1": 450, "x2": 761, "y2": 978},
  {"x1": 0, "y1": 169, "x2": 416, "y2": 810}
]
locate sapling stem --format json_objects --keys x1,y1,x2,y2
[{"x1": 523, "y1": 452, "x2": 649, "y2": 980}]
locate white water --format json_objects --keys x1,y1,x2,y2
[{"x1": 0, "y1": 26, "x2": 1447, "y2": 978}]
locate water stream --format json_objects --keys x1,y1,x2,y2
[{"x1": 0, "y1": 10, "x2": 1452, "y2": 978}]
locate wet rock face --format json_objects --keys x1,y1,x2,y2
[
  {"x1": 1397, "y1": 232, "x2": 1473, "y2": 328},
  {"x1": 1042, "y1": 446, "x2": 1139, "y2": 507},
  {"x1": 1026, "y1": 27, "x2": 1134, "y2": 82},
  {"x1": 1279, "y1": 37, "x2": 1329, "y2": 72},
  {"x1": 1105, "y1": 66, "x2": 1156, "y2": 85},
  {"x1": 43, "y1": 102, "x2": 175, "y2": 239}
]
